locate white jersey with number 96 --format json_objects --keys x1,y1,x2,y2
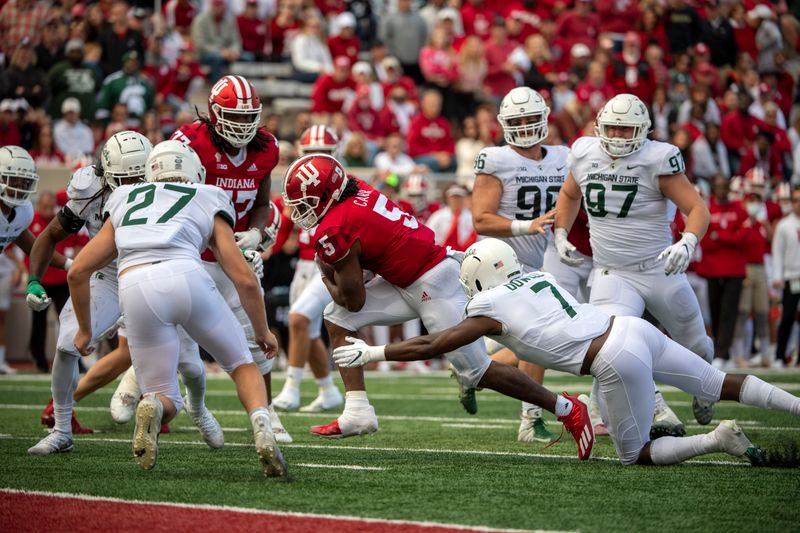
[{"x1": 104, "y1": 182, "x2": 235, "y2": 272}]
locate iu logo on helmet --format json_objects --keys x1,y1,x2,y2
[
  {"x1": 210, "y1": 78, "x2": 230, "y2": 99},
  {"x1": 298, "y1": 162, "x2": 321, "y2": 187}
]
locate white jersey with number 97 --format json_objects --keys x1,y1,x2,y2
[
  {"x1": 465, "y1": 271, "x2": 610, "y2": 375},
  {"x1": 568, "y1": 137, "x2": 683, "y2": 269},
  {"x1": 105, "y1": 182, "x2": 235, "y2": 272},
  {"x1": 474, "y1": 145, "x2": 569, "y2": 269}
]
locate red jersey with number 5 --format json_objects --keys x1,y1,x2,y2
[
  {"x1": 171, "y1": 121, "x2": 279, "y2": 260},
  {"x1": 314, "y1": 180, "x2": 446, "y2": 288}
]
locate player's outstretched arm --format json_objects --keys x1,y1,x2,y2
[
  {"x1": 322, "y1": 241, "x2": 366, "y2": 312},
  {"x1": 554, "y1": 173, "x2": 582, "y2": 233},
  {"x1": 333, "y1": 317, "x2": 500, "y2": 367},
  {"x1": 211, "y1": 215, "x2": 278, "y2": 357},
  {"x1": 28, "y1": 216, "x2": 73, "y2": 279},
  {"x1": 14, "y1": 230, "x2": 70, "y2": 270},
  {"x1": 67, "y1": 219, "x2": 118, "y2": 356}
]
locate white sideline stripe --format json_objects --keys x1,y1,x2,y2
[
  {"x1": 294, "y1": 463, "x2": 386, "y2": 471},
  {"x1": 441, "y1": 423, "x2": 509, "y2": 429},
  {"x1": 0, "y1": 435, "x2": 750, "y2": 467},
  {"x1": 2, "y1": 403, "x2": 797, "y2": 432},
  {"x1": 0, "y1": 488, "x2": 559, "y2": 533}
]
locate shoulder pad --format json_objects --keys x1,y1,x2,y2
[{"x1": 68, "y1": 166, "x2": 100, "y2": 193}]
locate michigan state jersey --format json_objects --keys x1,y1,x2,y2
[
  {"x1": 474, "y1": 145, "x2": 569, "y2": 269},
  {"x1": 105, "y1": 182, "x2": 235, "y2": 272},
  {"x1": 465, "y1": 271, "x2": 610, "y2": 375},
  {"x1": 0, "y1": 201, "x2": 33, "y2": 251},
  {"x1": 569, "y1": 137, "x2": 682, "y2": 269}
]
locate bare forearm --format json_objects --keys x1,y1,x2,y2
[
  {"x1": 236, "y1": 278, "x2": 271, "y2": 336},
  {"x1": 554, "y1": 193, "x2": 581, "y2": 232},
  {"x1": 683, "y1": 204, "x2": 709, "y2": 240},
  {"x1": 30, "y1": 233, "x2": 58, "y2": 278},
  {"x1": 473, "y1": 212, "x2": 518, "y2": 237},
  {"x1": 384, "y1": 331, "x2": 458, "y2": 361},
  {"x1": 248, "y1": 202, "x2": 269, "y2": 232}
]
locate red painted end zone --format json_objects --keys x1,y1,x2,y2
[{"x1": 0, "y1": 491, "x2": 527, "y2": 533}]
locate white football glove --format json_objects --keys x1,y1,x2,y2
[
  {"x1": 332, "y1": 336, "x2": 386, "y2": 368},
  {"x1": 26, "y1": 293, "x2": 52, "y2": 312},
  {"x1": 554, "y1": 228, "x2": 584, "y2": 266},
  {"x1": 243, "y1": 249, "x2": 264, "y2": 279},
  {"x1": 657, "y1": 232, "x2": 698, "y2": 275},
  {"x1": 234, "y1": 227, "x2": 264, "y2": 250}
]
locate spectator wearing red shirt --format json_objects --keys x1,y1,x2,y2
[
  {"x1": 315, "y1": 0, "x2": 345, "y2": 18},
  {"x1": 26, "y1": 191, "x2": 88, "y2": 373},
  {"x1": 638, "y1": 7, "x2": 669, "y2": 55},
  {"x1": 597, "y1": 0, "x2": 640, "y2": 37},
  {"x1": 154, "y1": 44, "x2": 206, "y2": 111},
  {"x1": 483, "y1": 18, "x2": 519, "y2": 101},
  {"x1": 310, "y1": 56, "x2": 356, "y2": 114},
  {"x1": 739, "y1": 130, "x2": 783, "y2": 184},
  {"x1": 501, "y1": 1, "x2": 548, "y2": 44},
  {"x1": 0, "y1": 100, "x2": 21, "y2": 147},
  {"x1": 696, "y1": 177, "x2": 749, "y2": 366},
  {"x1": 237, "y1": 0, "x2": 269, "y2": 61},
  {"x1": 720, "y1": 90, "x2": 764, "y2": 173},
  {"x1": 460, "y1": 0, "x2": 494, "y2": 40},
  {"x1": 554, "y1": 0, "x2": 600, "y2": 58},
  {"x1": 575, "y1": 62, "x2": 615, "y2": 119},
  {"x1": 164, "y1": 0, "x2": 197, "y2": 30},
  {"x1": 380, "y1": 56, "x2": 419, "y2": 105},
  {"x1": 270, "y1": 2, "x2": 301, "y2": 60},
  {"x1": 407, "y1": 89, "x2": 455, "y2": 172},
  {"x1": 730, "y1": 3, "x2": 757, "y2": 60},
  {"x1": 608, "y1": 32, "x2": 656, "y2": 105},
  {"x1": 327, "y1": 11, "x2": 361, "y2": 66},
  {"x1": 379, "y1": 85, "x2": 416, "y2": 136},
  {"x1": 348, "y1": 85, "x2": 384, "y2": 142}
]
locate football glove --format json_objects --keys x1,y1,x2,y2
[
  {"x1": 234, "y1": 227, "x2": 264, "y2": 250},
  {"x1": 657, "y1": 232, "x2": 698, "y2": 275},
  {"x1": 26, "y1": 276, "x2": 52, "y2": 311},
  {"x1": 332, "y1": 336, "x2": 386, "y2": 368},
  {"x1": 554, "y1": 228, "x2": 584, "y2": 266},
  {"x1": 243, "y1": 249, "x2": 264, "y2": 279}
]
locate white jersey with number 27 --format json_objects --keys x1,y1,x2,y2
[
  {"x1": 465, "y1": 271, "x2": 610, "y2": 375},
  {"x1": 568, "y1": 137, "x2": 684, "y2": 269},
  {"x1": 105, "y1": 182, "x2": 235, "y2": 272}
]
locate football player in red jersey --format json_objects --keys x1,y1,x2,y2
[
  {"x1": 170, "y1": 75, "x2": 292, "y2": 442},
  {"x1": 401, "y1": 173, "x2": 440, "y2": 224},
  {"x1": 282, "y1": 154, "x2": 594, "y2": 459},
  {"x1": 273, "y1": 126, "x2": 344, "y2": 412}
]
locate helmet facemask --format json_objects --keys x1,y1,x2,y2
[
  {"x1": 0, "y1": 173, "x2": 37, "y2": 207},
  {"x1": 499, "y1": 111, "x2": 550, "y2": 148},
  {"x1": 596, "y1": 121, "x2": 648, "y2": 157},
  {"x1": 212, "y1": 104, "x2": 262, "y2": 148}
]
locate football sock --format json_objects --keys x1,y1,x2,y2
[
  {"x1": 179, "y1": 360, "x2": 206, "y2": 414},
  {"x1": 316, "y1": 375, "x2": 334, "y2": 391},
  {"x1": 740, "y1": 375, "x2": 800, "y2": 416},
  {"x1": 52, "y1": 349, "x2": 80, "y2": 435},
  {"x1": 649, "y1": 433, "x2": 719, "y2": 465},
  {"x1": 554, "y1": 396, "x2": 573, "y2": 417},
  {"x1": 249, "y1": 406, "x2": 269, "y2": 423},
  {"x1": 285, "y1": 366, "x2": 303, "y2": 389},
  {"x1": 344, "y1": 390, "x2": 369, "y2": 410}
]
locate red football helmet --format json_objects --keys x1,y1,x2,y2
[
  {"x1": 403, "y1": 173, "x2": 430, "y2": 212},
  {"x1": 262, "y1": 199, "x2": 282, "y2": 249},
  {"x1": 297, "y1": 125, "x2": 340, "y2": 155},
  {"x1": 283, "y1": 154, "x2": 348, "y2": 229},
  {"x1": 743, "y1": 167, "x2": 766, "y2": 195},
  {"x1": 208, "y1": 75, "x2": 262, "y2": 148}
]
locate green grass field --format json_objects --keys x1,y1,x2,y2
[{"x1": 1, "y1": 369, "x2": 799, "y2": 532}]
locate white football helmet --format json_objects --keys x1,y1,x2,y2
[
  {"x1": 595, "y1": 93, "x2": 651, "y2": 157},
  {"x1": 459, "y1": 238, "x2": 523, "y2": 299},
  {"x1": 102, "y1": 131, "x2": 153, "y2": 189},
  {"x1": 0, "y1": 145, "x2": 38, "y2": 207},
  {"x1": 262, "y1": 200, "x2": 282, "y2": 249},
  {"x1": 497, "y1": 87, "x2": 550, "y2": 148},
  {"x1": 146, "y1": 140, "x2": 206, "y2": 184},
  {"x1": 297, "y1": 125, "x2": 340, "y2": 155}
]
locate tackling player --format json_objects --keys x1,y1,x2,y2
[
  {"x1": 471, "y1": 87, "x2": 565, "y2": 442},
  {"x1": 333, "y1": 239, "x2": 800, "y2": 466},
  {"x1": 68, "y1": 141, "x2": 286, "y2": 476},
  {"x1": 555, "y1": 93, "x2": 713, "y2": 438},
  {"x1": 282, "y1": 153, "x2": 593, "y2": 460},
  {"x1": 273, "y1": 125, "x2": 344, "y2": 413}
]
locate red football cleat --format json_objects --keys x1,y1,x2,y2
[
  {"x1": 557, "y1": 392, "x2": 594, "y2": 461},
  {"x1": 160, "y1": 424, "x2": 170, "y2": 434},
  {"x1": 310, "y1": 419, "x2": 344, "y2": 438},
  {"x1": 71, "y1": 413, "x2": 94, "y2": 434},
  {"x1": 40, "y1": 399, "x2": 55, "y2": 428}
]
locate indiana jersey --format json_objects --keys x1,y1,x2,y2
[
  {"x1": 105, "y1": 182, "x2": 235, "y2": 272},
  {"x1": 298, "y1": 227, "x2": 318, "y2": 260},
  {"x1": 0, "y1": 201, "x2": 33, "y2": 252},
  {"x1": 171, "y1": 121, "x2": 279, "y2": 261},
  {"x1": 465, "y1": 271, "x2": 610, "y2": 375},
  {"x1": 474, "y1": 145, "x2": 569, "y2": 269},
  {"x1": 60, "y1": 165, "x2": 118, "y2": 276},
  {"x1": 569, "y1": 137, "x2": 682, "y2": 269},
  {"x1": 314, "y1": 180, "x2": 446, "y2": 288}
]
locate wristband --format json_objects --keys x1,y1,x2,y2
[
  {"x1": 372, "y1": 345, "x2": 387, "y2": 362},
  {"x1": 63, "y1": 258, "x2": 73, "y2": 271},
  {"x1": 510, "y1": 220, "x2": 530, "y2": 237}
]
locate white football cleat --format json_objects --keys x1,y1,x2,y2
[
  {"x1": 0, "y1": 361, "x2": 17, "y2": 375},
  {"x1": 299, "y1": 387, "x2": 343, "y2": 413},
  {"x1": 111, "y1": 367, "x2": 141, "y2": 423},
  {"x1": 714, "y1": 420, "x2": 753, "y2": 457},
  {"x1": 132, "y1": 395, "x2": 163, "y2": 470},
  {"x1": 28, "y1": 431, "x2": 73, "y2": 456},
  {"x1": 272, "y1": 387, "x2": 300, "y2": 411},
  {"x1": 692, "y1": 397, "x2": 715, "y2": 425},
  {"x1": 184, "y1": 396, "x2": 224, "y2": 449},
  {"x1": 518, "y1": 407, "x2": 558, "y2": 443},
  {"x1": 252, "y1": 412, "x2": 288, "y2": 477},
  {"x1": 268, "y1": 405, "x2": 293, "y2": 444}
]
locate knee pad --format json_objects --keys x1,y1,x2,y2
[
  {"x1": 254, "y1": 349, "x2": 273, "y2": 374},
  {"x1": 698, "y1": 362, "x2": 725, "y2": 401},
  {"x1": 178, "y1": 360, "x2": 204, "y2": 381},
  {"x1": 667, "y1": 283, "x2": 703, "y2": 326},
  {"x1": 688, "y1": 336, "x2": 714, "y2": 364}
]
